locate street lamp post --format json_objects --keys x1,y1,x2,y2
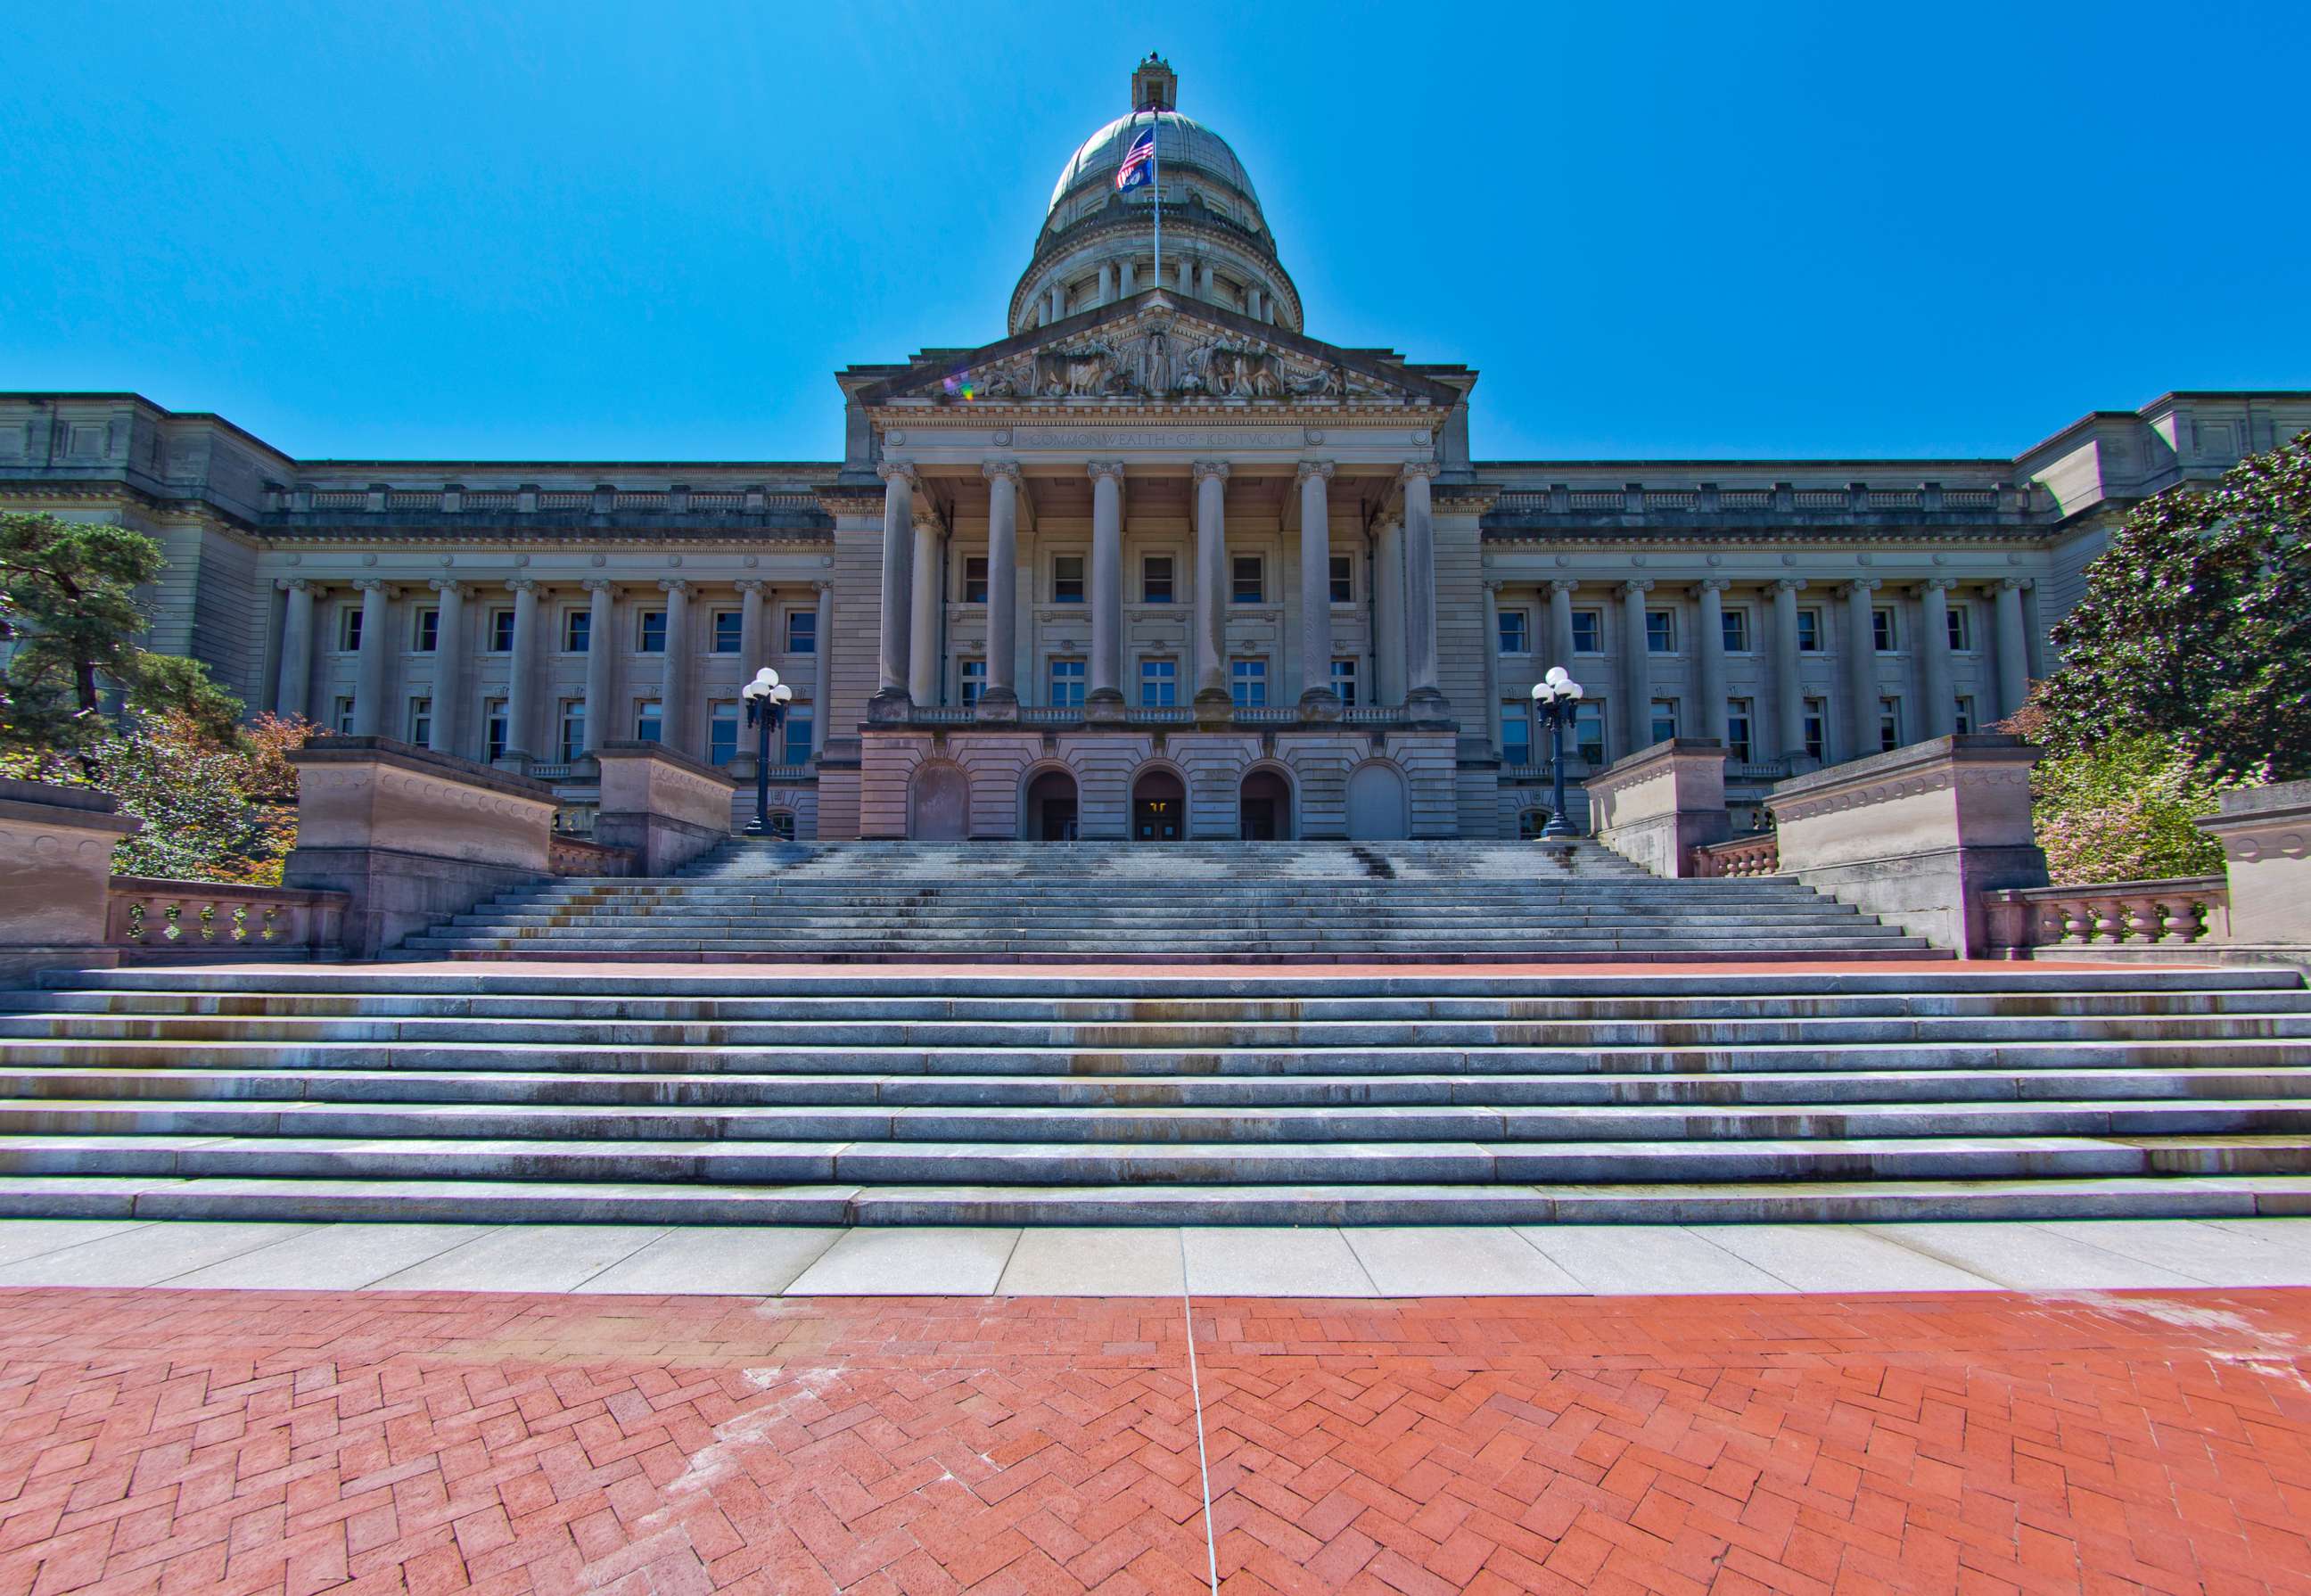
[
  {"x1": 741, "y1": 666, "x2": 794, "y2": 835},
  {"x1": 1530, "y1": 665, "x2": 1585, "y2": 839}
]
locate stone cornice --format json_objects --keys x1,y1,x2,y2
[{"x1": 1765, "y1": 735, "x2": 2039, "y2": 825}]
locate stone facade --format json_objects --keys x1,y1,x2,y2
[{"x1": 4, "y1": 56, "x2": 2306, "y2": 844}]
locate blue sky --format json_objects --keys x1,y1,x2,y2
[{"x1": 4, "y1": 1, "x2": 2305, "y2": 464}]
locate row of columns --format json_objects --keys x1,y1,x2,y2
[
  {"x1": 1581, "y1": 574, "x2": 2034, "y2": 762},
  {"x1": 276, "y1": 576, "x2": 833, "y2": 765},
  {"x1": 875, "y1": 459, "x2": 1443, "y2": 712}
]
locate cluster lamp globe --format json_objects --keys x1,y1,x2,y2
[
  {"x1": 1529, "y1": 666, "x2": 1583, "y2": 840},
  {"x1": 742, "y1": 668, "x2": 795, "y2": 835}
]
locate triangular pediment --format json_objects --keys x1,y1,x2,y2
[{"x1": 857, "y1": 292, "x2": 1457, "y2": 411}]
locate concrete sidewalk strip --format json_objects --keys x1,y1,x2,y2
[
  {"x1": 574, "y1": 1225, "x2": 843, "y2": 1296},
  {"x1": 162, "y1": 1222, "x2": 493, "y2": 1290},
  {"x1": 370, "y1": 1224, "x2": 669, "y2": 1292},
  {"x1": 785, "y1": 1226, "x2": 1022, "y2": 1295},
  {"x1": 1862, "y1": 1221, "x2": 2206, "y2": 1289},
  {"x1": 2034, "y1": 1217, "x2": 2311, "y2": 1286},
  {"x1": 1345, "y1": 1225, "x2": 1587, "y2": 1296},
  {"x1": 998, "y1": 1226, "x2": 1186, "y2": 1296},
  {"x1": 0, "y1": 1221, "x2": 317, "y2": 1288},
  {"x1": 0, "y1": 1218, "x2": 149, "y2": 1269},
  {"x1": 1517, "y1": 1223, "x2": 1786, "y2": 1295},
  {"x1": 1693, "y1": 1223, "x2": 2004, "y2": 1291},
  {"x1": 1182, "y1": 1226, "x2": 1378, "y2": 1296}
]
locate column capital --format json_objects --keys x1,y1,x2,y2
[
  {"x1": 1845, "y1": 577, "x2": 1881, "y2": 595},
  {"x1": 981, "y1": 459, "x2": 1023, "y2": 484},
  {"x1": 1693, "y1": 578, "x2": 1732, "y2": 593},
  {"x1": 1997, "y1": 575, "x2": 2033, "y2": 591},
  {"x1": 580, "y1": 577, "x2": 615, "y2": 592},
  {"x1": 1919, "y1": 576, "x2": 1957, "y2": 591},
  {"x1": 812, "y1": 580, "x2": 834, "y2": 593},
  {"x1": 1295, "y1": 460, "x2": 1335, "y2": 484},
  {"x1": 426, "y1": 578, "x2": 468, "y2": 596},
  {"x1": 1620, "y1": 579, "x2": 1654, "y2": 596},
  {"x1": 910, "y1": 511, "x2": 943, "y2": 536},
  {"x1": 876, "y1": 460, "x2": 917, "y2": 486},
  {"x1": 735, "y1": 578, "x2": 767, "y2": 593},
  {"x1": 1374, "y1": 512, "x2": 1402, "y2": 535},
  {"x1": 1086, "y1": 461, "x2": 1126, "y2": 484},
  {"x1": 657, "y1": 578, "x2": 690, "y2": 596},
  {"x1": 277, "y1": 577, "x2": 319, "y2": 593},
  {"x1": 1191, "y1": 459, "x2": 1230, "y2": 484},
  {"x1": 506, "y1": 576, "x2": 543, "y2": 593},
  {"x1": 350, "y1": 577, "x2": 394, "y2": 594},
  {"x1": 1400, "y1": 462, "x2": 1441, "y2": 482},
  {"x1": 1772, "y1": 577, "x2": 1808, "y2": 593},
  {"x1": 1548, "y1": 578, "x2": 1579, "y2": 595},
  {"x1": 1483, "y1": 579, "x2": 1503, "y2": 594}
]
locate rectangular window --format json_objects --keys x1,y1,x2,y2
[
  {"x1": 958, "y1": 659, "x2": 986, "y2": 708},
  {"x1": 1726, "y1": 699, "x2": 1754, "y2": 762},
  {"x1": 1722, "y1": 608, "x2": 1751, "y2": 654},
  {"x1": 1497, "y1": 609, "x2": 1530, "y2": 656},
  {"x1": 558, "y1": 700, "x2": 586, "y2": 761},
  {"x1": 1052, "y1": 555, "x2": 1085, "y2": 604},
  {"x1": 708, "y1": 701, "x2": 739, "y2": 765},
  {"x1": 1803, "y1": 697, "x2": 1828, "y2": 761},
  {"x1": 634, "y1": 700, "x2": 662, "y2": 744},
  {"x1": 1954, "y1": 695, "x2": 1978, "y2": 735},
  {"x1": 1139, "y1": 657, "x2": 1177, "y2": 707},
  {"x1": 1501, "y1": 704, "x2": 1532, "y2": 765},
  {"x1": 1330, "y1": 658, "x2": 1358, "y2": 707},
  {"x1": 1230, "y1": 657, "x2": 1267, "y2": 708},
  {"x1": 1797, "y1": 609, "x2": 1822, "y2": 653},
  {"x1": 1328, "y1": 555, "x2": 1353, "y2": 605},
  {"x1": 1571, "y1": 609, "x2": 1603, "y2": 654},
  {"x1": 407, "y1": 696, "x2": 432, "y2": 745},
  {"x1": 964, "y1": 556, "x2": 990, "y2": 605},
  {"x1": 484, "y1": 699, "x2": 509, "y2": 761},
  {"x1": 1049, "y1": 657, "x2": 1086, "y2": 708},
  {"x1": 1231, "y1": 555, "x2": 1264, "y2": 605},
  {"x1": 1646, "y1": 609, "x2": 1677, "y2": 654},
  {"x1": 489, "y1": 608, "x2": 515, "y2": 653},
  {"x1": 1143, "y1": 555, "x2": 1175, "y2": 605},
  {"x1": 785, "y1": 609, "x2": 816, "y2": 654},
  {"x1": 333, "y1": 695, "x2": 357, "y2": 735},
  {"x1": 339, "y1": 606, "x2": 364, "y2": 653},
  {"x1": 637, "y1": 610, "x2": 666, "y2": 653},
  {"x1": 782, "y1": 710, "x2": 812, "y2": 765},
  {"x1": 414, "y1": 608, "x2": 439, "y2": 654},
  {"x1": 565, "y1": 609, "x2": 591, "y2": 654},
  {"x1": 1879, "y1": 695, "x2": 1904, "y2": 752},
  {"x1": 1946, "y1": 604, "x2": 1973, "y2": 653},
  {"x1": 1650, "y1": 699, "x2": 1680, "y2": 745},
  {"x1": 1873, "y1": 605, "x2": 1898, "y2": 653},
  {"x1": 711, "y1": 610, "x2": 743, "y2": 654},
  {"x1": 1573, "y1": 701, "x2": 1606, "y2": 765}
]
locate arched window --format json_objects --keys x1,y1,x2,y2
[{"x1": 1518, "y1": 810, "x2": 1549, "y2": 841}]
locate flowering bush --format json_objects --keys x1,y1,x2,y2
[{"x1": 2028, "y1": 730, "x2": 2257, "y2": 886}]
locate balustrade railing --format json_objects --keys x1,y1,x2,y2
[
  {"x1": 549, "y1": 835, "x2": 638, "y2": 877},
  {"x1": 106, "y1": 877, "x2": 348, "y2": 959},
  {"x1": 1690, "y1": 835, "x2": 1781, "y2": 877},
  {"x1": 284, "y1": 485, "x2": 822, "y2": 518},
  {"x1": 1981, "y1": 876, "x2": 2231, "y2": 959}
]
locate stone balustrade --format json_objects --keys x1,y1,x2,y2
[
  {"x1": 1691, "y1": 835, "x2": 1781, "y2": 878},
  {"x1": 106, "y1": 877, "x2": 349, "y2": 959},
  {"x1": 547, "y1": 835, "x2": 639, "y2": 878},
  {"x1": 1980, "y1": 878, "x2": 2228, "y2": 960}
]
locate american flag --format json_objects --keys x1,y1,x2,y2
[{"x1": 1116, "y1": 128, "x2": 1156, "y2": 190}]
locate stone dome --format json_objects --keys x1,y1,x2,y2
[{"x1": 1045, "y1": 111, "x2": 1264, "y2": 227}]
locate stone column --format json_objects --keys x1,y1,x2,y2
[
  {"x1": 428, "y1": 580, "x2": 468, "y2": 756},
  {"x1": 811, "y1": 581, "x2": 835, "y2": 754},
  {"x1": 875, "y1": 463, "x2": 915, "y2": 702},
  {"x1": 1843, "y1": 578, "x2": 1881, "y2": 760},
  {"x1": 1372, "y1": 514, "x2": 1406, "y2": 705},
  {"x1": 276, "y1": 579, "x2": 317, "y2": 720},
  {"x1": 983, "y1": 462, "x2": 1021, "y2": 711},
  {"x1": 1918, "y1": 579, "x2": 1957, "y2": 738},
  {"x1": 908, "y1": 513, "x2": 943, "y2": 704},
  {"x1": 1482, "y1": 581, "x2": 1504, "y2": 752},
  {"x1": 1772, "y1": 578, "x2": 1807, "y2": 764},
  {"x1": 1402, "y1": 464, "x2": 1443, "y2": 706},
  {"x1": 350, "y1": 580, "x2": 392, "y2": 737},
  {"x1": 1097, "y1": 262, "x2": 1115, "y2": 304},
  {"x1": 1297, "y1": 462, "x2": 1336, "y2": 707},
  {"x1": 1192, "y1": 461, "x2": 1230, "y2": 705},
  {"x1": 1088, "y1": 461, "x2": 1125, "y2": 705},
  {"x1": 1695, "y1": 579, "x2": 1730, "y2": 746},
  {"x1": 1994, "y1": 578, "x2": 2030, "y2": 718},
  {"x1": 581, "y1": 580, "x2": 615, "y2": 756},
  {"x1": 1547, "y1": 580, "x2": 1576, "y2": 673},
  {"x1": 659, "y1": 579, "x2": 691, "y2": 753},
  {"x1": 504, "y1": 578, "x2": 542, "y2": 764},
  {"x1": 737, "y1": 579, "x2": 766, "y2": 680},
  {"x1": 1619, "y1": 580, "x2": 1654, "y2": 753}
]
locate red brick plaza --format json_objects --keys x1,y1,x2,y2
[{"x1": 0, "y1": 1284, "x2": 2306, "y2": 1595}]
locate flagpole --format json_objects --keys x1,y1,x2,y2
[{"x1": 1150, "y1": 106, "x2": 1162, "y2": 292}]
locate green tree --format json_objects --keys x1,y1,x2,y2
[
  {"x1": 2034, "y1": 432, "x2": 2311, "y2": 779},
  {"x1": 2026, "y1": 729, "x2": 2253, "y2": 886}
]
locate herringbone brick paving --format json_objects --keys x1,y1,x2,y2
[{"x1": 0, "y1": 1285, "x2": 2303, "y2": 1594}]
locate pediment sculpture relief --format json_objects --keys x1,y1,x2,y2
[{"x1": 951, "y1": 314, "x2": 1400, "y2": 405}]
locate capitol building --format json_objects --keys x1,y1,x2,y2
[{"x1": 5, "y1": 55, "x2": 2305, "y2": 845}]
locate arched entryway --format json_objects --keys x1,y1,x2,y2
[
  {"x1": 1131, "y1": 768, "x2": 1185, "y2": 842},
  {"x1": 1238, "y1": 768, "x2": 1295, "y2": 841},
  {"x1": 1345, "y1": 761, "x2": 1410, "y2": 840},
  {"x1": 909, "y1": 761, "x2": 970, "y2": 841},
  {"x1": 1024, "y1": 768, "x2": 1080, "y2": 841}
]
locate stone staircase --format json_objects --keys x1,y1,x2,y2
[
  {"x1": 0, "y1": 963, "x2": 2307, "y2": 1225},
  {"x1": 399, "y1": 839, "x2": 1937, "y2": 961}
]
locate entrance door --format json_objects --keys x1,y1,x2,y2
[
  {"x1": 1131, "y1": 769, "x2": 1185, "y2": 842},
  {"x1": 1239, "y1": 769, "x2": 1293, "y2": 840},
  {"x1": 1025, "y1": 769, "x2": 1080, "y2": 841}
]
